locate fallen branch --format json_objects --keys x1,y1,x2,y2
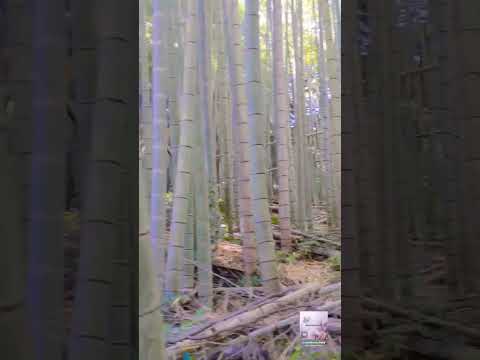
[
  {"x1": 363, "y1": 296, "x2": 480, "y2": 341},
  {"x1": 271, "y1": 231, "x2": 339, "y2": 258},
  {"x1": 292, "y1": 229, "x2": 341, "y2": 249},
  {"x1": 167, "y1": 282, "x2": 340, "y2": 357},
  {"x1": 310, "y1": 246, "x2": 340, "y2": 258},
  {"x1": 213, "y1": 286, "x2": 266, "y2": 293},
  {"x1": 168, "y1": 285, "x2": 299, "y2": 344},
  {"x1": 183, "y1": 256, "x2": 258, "y2": 298},
  {"x1": 189, "y1": 282, "x2": 339, "y2": 340},
  {"x1": 247, "y1": 302, "x2": 341, "y2": 340},
  {"x1": 272, "y1": 230, "x2": 302, "y2": 242},
  {"x1": 167, "y1": 300, "x2": 342, "y2": 357}
]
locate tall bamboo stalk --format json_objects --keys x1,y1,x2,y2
[
  {"x1": 167, "y1": 7, "x2": 180, "y2": 188},
  {"x1": 245, "y1": 0, "x2": 281, "y2": 293},
  {"x1": 197, "y1": 0, "x2": 219, "y2": 245},
  {"x1": 222, "y1": 0, "x2": 257, "y2": 282},
  {"x1": 193, "y1": 99, "x2": 213, "y2": 306},
  {"x1": 215, "y1": 21, "x2": 236, "y2": 234},
  {"x1": 140, "y1": 0, "x2": 153, "y2": 199},
  {"x1": 272, "y1": 0, "x2": 292, "y2": 250},
  {"x1": 139, "y1": 153, "x2": 166, "y2": 360},
  {"x1": 151, "y1": 0, "x2": 170, "y2": 290},
  {"x1": 165, "y1": 0, "x2": 197, "y2": 298},
  {"x1": 291, "y1": 0, "x2": 309, "y2": 231},
  {"x1": 319, "y1": 0, "x2": 340, "y2": 227}
]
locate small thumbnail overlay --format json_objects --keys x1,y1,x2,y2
[{"x1": 299, "y1": 311, "x2": 328, "y2": 347}]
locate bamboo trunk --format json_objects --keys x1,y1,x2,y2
[
  {"x1": 245, "y1": 0, "x2": 281, "y2": 293},
  {"x1": 222, "y1": 0, "x2": 257, "y2": 282},
  {"x1": 165, "y1": 0, "x2": 197, "y2": 298},
  {"x1": 272, "y1": 0, "x2": 292, "y2": 250}
]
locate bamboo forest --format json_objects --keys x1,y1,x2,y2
[
  {"x1": 139, "y1": 0, "x2": 341, "y2": 358},
  {"x1": 5, "y1": 0, "x2": 480, "y2": 359}
]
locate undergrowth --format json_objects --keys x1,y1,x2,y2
[
  {"x1": 327, "y1": 254, "x2": 341, "y2": 271},
  {"x1": 288, "y1": 345, "x2": 340, "y2": 360}
]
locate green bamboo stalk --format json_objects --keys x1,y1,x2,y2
[
  {"x1": 193, "y1": 95, "x2": 213, "y2": 307},
  {"x1": 320, "y1": 0, "x2": 341, "y2": 227},
  {"x1": 222, "y1": 0, "x2": 257, "y2": 282},
  {"x1": 140, "y1": 0, "x2": 153, "y2": 199},
  {"x1": 167, "y1": 6, "x2": 180, "y2": 187},
  {"x1": 165, "y1": 0, "x2": 197, "y2": 299},
  {"x1": 139, "y1": 154, "x2": 166, "y2": 360},
  {"x1": 151, "y1": 0, "x2": 171, "y2": 291},
  {"x1": 245, "y1": 0, "x2": 281, "y2": 293},
  {"x1": 272, "y1": 0, "x2": 292, "y2": 249},
  {"x1": 291, "y1": 0, "x2": 309, "y2": 232},
  {"x1": 183, "y1": 188, "x2": 195, "y2": 290},
  {"x1": 196, "y1": 0, "x2": 220, "y2": 246}
]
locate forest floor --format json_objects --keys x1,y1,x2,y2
[
  {"x1": 62, "y1": 205, "x2": 341, "y2": 359},
  {"x1": 213, "y1": 205, "x2": 340, "y2": 287},
  {"x1": 166, "y1": 205, "x2": 341, "y2": 360}
]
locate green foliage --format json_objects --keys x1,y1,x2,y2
[
  {"x1": 223, "y1": 233, "x2": 240, "y2": 244},
  {"x1": 288, "y1": 346, "x2": 302, "y2": 360},
  {"x1": 328, "y1": 254, "x2": 341, "y2": 271},
  {"x1": 276, "y1": 250, "x2": 301, "y2": 265},
  {"x1": 303, "y1": 32, "x2": 320, "y2": 67},
  {"x1": 164, "y1": 191, "x2": 173, "y2": 205},
  {"x1": 295, "y1": 243, "x2": 315, "y2": 260},
  {"x1": 180, "y1": 320, "x2": 194, "y2": 331},
  {"x1": 145, "y1": 20, "x2": 152, "y2": 44},
  {"x1": 288, "y1": 345, "x2": 337, "y2": 360},
  {"x1": 217, "y1": 197, "x2": 234, "y2": 235},
  {"x1": 251, "y1": 274, "x2": 262, "y2": 286},
  {"x1": 193, "y1": 308, "x2": 205, "y2": 320},
  {"x1": 240, "y1": 274, "x2": 262, "y2": 287},
  {"x1": 217, "y1": 198, "x2": 226, "y2": 216},
  {"x1": 237, "y1": 0, "x2": 245, "y2": 20},
  {"x1": 271, "y1": 213, "x2": 279, "y2": 225}
]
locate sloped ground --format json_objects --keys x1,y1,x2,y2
[
  {"x1": 165, "y1": 281, "x2": 341, "y2": 360},
  {"x1": 213, "y1": 205, "x2": 340, "y2": 286},
  {"x1": 213, "y1": 240, "x2": 338, "y2": 287},
  {"x1": 166, "y1": 205, "x2": 342, "y2": 359},
  {"x1": 64, "y1": 205, "x2": 341, "y2": 358}
]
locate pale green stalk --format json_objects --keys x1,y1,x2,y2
[
  {"x1": 272, "y1": 0, "x2": 292, "y2": 249},
  {"x1": 139, "y1": 154, "x2": 166, "y2": 360},
  {"x1": 165, "y1": 0, "x2": 197, "y2": 298},
  {"x1": 222, "y1": 0, "x2": 257, "y2": 282},
  {"x1": 245, "y1": 0, "x2": 281, "y2": 293},
  {"x1": 320, "y1": 0, "x2": 341, "y2": 227}
]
